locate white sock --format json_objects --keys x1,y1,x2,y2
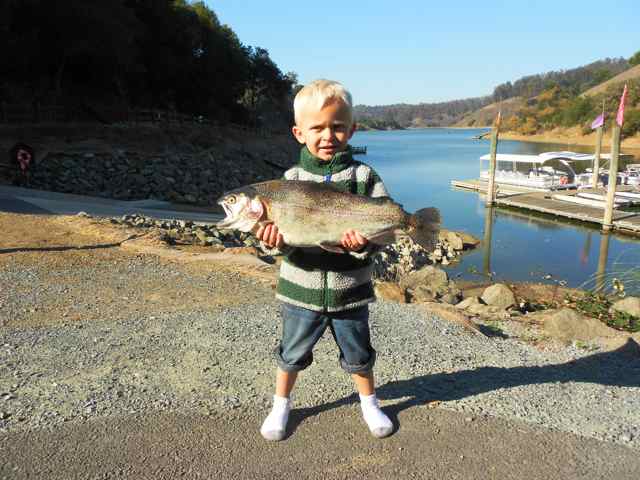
[
  {"x1": 360, "y1": 393, "x2": 393, "y2": 438},
  {"x1": 260, "y1": 395, "x2": 291, "y2": 441}
]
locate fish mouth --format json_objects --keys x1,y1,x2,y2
[{"x1": 216, "y1": 201, "x2": 234, "y2": 228}]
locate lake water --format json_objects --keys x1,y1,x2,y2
[{"x1": 353, "y1": 128, "x2": 640, "y2": 294}]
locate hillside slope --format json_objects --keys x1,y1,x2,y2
[
  {"x1": 582, "y1": 64, "x2": 640, "y2": 97},
  {"x1": 454, "y1": 97, "x2": 522, "y2": 127}
]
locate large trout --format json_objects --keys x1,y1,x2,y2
[{"x1": 217, "y1": 180, "x2": 440, "y2": 253}]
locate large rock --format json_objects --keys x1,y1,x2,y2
[
  {"x1": 481, "y1": 284, "x2": 516, "y2": 310},
  {"x1": 455, "y1": 297, "x2": 483, "y2": 310},
  {"x1": 542, "y1": 308, "x2": 619, "y2": 342},
  {"x1": 400, "y1": 266, "x2": 448, "y2": 292},
  {"x1": 420, "y1": 303, "x2": 484, "y2": 335},
  {"x1": 456, "y1": 296, "x2": 509, "y2": 319},
  {"x1": 374, "y1": 282, "x2": 407, "y2": 303},
  {"x1": 439, "y1": 230, "x2": 463, "y2": 251},
  {"x1": 459, "y1": 231, "x2": 481, "y2": 248},
  {"x1": 400, "y1": 266, "x2": 462, "y2": 304},
  {"x1": 610, "y1": 297, "x2": 640, "y2": 318}
]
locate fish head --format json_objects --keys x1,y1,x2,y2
[{"x1": 216, "y1": 187, "x2": 264, "y2": 232}]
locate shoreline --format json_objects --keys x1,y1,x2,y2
[{"x1": 497, "y1": 128, "x2": 640, "y2": 152}]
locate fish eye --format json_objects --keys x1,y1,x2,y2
[{"x1": 227, "y1": 195, "x2": 236, "y2": 204}]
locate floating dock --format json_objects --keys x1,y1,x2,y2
[{"x1": 451, "y1": 178, "x2": 640, "y2": 235}]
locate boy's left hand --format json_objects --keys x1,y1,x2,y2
[{"x1": 341, "y1": 229, "x2": 368, "y2": 252}]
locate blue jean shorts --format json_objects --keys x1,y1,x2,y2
[{"x1": 276, "y1": 302, "x2": 376, "y2": 374}]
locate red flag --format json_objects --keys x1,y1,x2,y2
[{"x1": 616, "y1": 84, "x2": 628, "y2": 127}]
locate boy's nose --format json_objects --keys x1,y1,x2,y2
[{"x1": 322, "y1": 128, "x2": 337, "y2": 140}]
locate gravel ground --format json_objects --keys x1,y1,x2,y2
[{"x1": 1, "y1": 258, "x2": 639, "y2": 450}]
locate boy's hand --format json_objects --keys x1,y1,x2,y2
[
  {"x1": 256, "y1": 223, "x2": 284, "y2": 248},
  {"x1": 341, "y1": 229, "x2": 368, "y2": 252}
]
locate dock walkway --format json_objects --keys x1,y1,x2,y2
[{"x1": 451, "y1": 178, "x2": 640, "y2": 235}]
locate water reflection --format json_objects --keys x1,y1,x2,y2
[
  {"x1": 482, "y1": 206, "x2": 494, "y2": 276},
  {"x1": 596, "y1": 233, "x2": 611, "y2": 293}
]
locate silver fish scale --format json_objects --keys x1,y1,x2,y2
[{"x1": 252, "y1": 180, "x2": 408, "y2": 247}]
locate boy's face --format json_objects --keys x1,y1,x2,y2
[{"x1": 292, "y1": 99, "x2": 356, "y2": 161}]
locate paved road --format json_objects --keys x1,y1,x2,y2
[
  {"x1": 0, "y1": 185, "x2": 223, "y2": 223},
  {"x1": 1, "y1": 405, "x2": 638, "y2": 480}
]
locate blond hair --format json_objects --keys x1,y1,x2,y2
[{"x1": 293, "y1": 79, "x2": 353, "y2": 125}]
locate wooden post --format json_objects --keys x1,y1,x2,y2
[
  {"x1": 591, "y1": 125, "x2": 603, "y2": 188},
  {"x1": 595, "y1": 232, "x2": 610, "y2": 294},
  {"x1": 486, "y1": 111, "x2": 501, "y2": 207},
  {"x1": 602, "y1": 122, "x2": 621, "y2": 231}
]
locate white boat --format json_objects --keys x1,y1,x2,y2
[{"x1": 479, "y1": 151, "x2": 635, "y2": 191}]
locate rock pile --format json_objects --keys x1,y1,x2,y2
[
  {"x1": 113, "y1": 214, "x2": 255, "y2": 249},
  {"x1": 30, "y1": 147, "x2": 293, "y2": 205},
  {"x1": 373, "y1": 229, "x2": 479, "y2": 281}
]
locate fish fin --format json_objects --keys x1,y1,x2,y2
[
  {"x1": 408, "y1": 207, "x2": 441, "y2": 251},
  {"x1": 318, "y1": 242, "x2": 347, "y2": 254}
]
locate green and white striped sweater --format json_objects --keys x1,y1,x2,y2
[{"x1": 273, "y1": 145, "x2": 389, "y2": 312}]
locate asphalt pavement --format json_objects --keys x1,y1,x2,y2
[{"x1": 0, "y1": 184, "x2": 223, "y2": 223}]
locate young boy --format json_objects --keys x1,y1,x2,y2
[{"x1": 256, "y1": 79, "x2": 393, "y2": 441}]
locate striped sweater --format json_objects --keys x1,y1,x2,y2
[{"x1": 274, "y1": 145, "x2": 389, "y2": 312}]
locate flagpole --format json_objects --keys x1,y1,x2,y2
[
  {"x1": 591, "y1": 99, "x2": 605, "y2": 189},
  {"x1": 603, "y1": 84, "x2": 627, "y2": 232},
  {"x1": 602, "y1": 123, "x2": 620, "y2": 231},
  {"x1": 486, "y1": 111, "x2": 501, "y2": 207}
]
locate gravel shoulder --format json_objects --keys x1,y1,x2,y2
[{"x1": 1, "y1": 212, "x2": 640, "y2": 478}]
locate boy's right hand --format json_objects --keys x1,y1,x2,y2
[{"x1": 256, "y1": 223, "x2": 285, "y2": 248}]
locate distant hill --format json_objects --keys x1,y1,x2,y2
[
  {"x1": 354, "y1": 57, "x2": 630, "y2": 129},
  {"x1": 582, "y1": 64, "x2": 640, "y2": 97},
  {"x1": 354, "y1": 96, "x2": 491, "y2": 130},
  {"x1": 454, "y1": 97, "x2": 523, "y2": 128}
]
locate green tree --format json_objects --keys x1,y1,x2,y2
[{"x1": 629, "y1": 50, "x2": 640, "y2": 67}]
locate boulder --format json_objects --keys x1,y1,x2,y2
[
  {"x1": 610, "y1": 297, "x2": 640, "y2": 318},
  {"x1": 374, "y1": 282, "x2": 407, "y2": 303},
  {"x1": 420, "y1": 302, "x2": 484, "y2": 335},
  {"x1": 400, "y1": 266, "x2": 462, "y2": 304},
  {"x1": 439, "y1": 229, "x2": 464, "y2": 251},
  {"x1": 400, "y1": 266, "x2": 448, "y2": 292},
  {"x1": 455, "y1": 297, "x2": 483, "y2": 310},
  {"x1": 542, "y1": 308, "x2": 619, "y2": 342},
  {"x1": 481, "y1": 284, "x2": 516, "y2": 310},
  {"x1": 459, "y1": 231, "x2": 481, "y2": 248}
]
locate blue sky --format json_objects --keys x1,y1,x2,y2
[{"x1": 208, "y1": 1, "x2": 639, "y2": 106}]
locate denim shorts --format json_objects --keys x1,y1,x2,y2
[{"x1": 276, "y1": 302, "x2": 376, "y2": 374}]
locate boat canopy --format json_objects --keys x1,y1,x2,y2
[
  {"x1": 480, "y1": 151, "x2": 594, "y2": 164},
  {"x1": 479, "y1": 151, "x2": 632, "y2": 164}
]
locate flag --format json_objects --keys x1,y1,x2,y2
[
  {"x1": 616, "y1": 84, "x2": 628, "y2": 126},
  {"x1": 590, "y1": 113, "x2": 604, "y2": 130}
]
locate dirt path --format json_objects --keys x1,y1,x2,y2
[{"x1": 2, "y1": 405, "x2": 639, "y2": 480}]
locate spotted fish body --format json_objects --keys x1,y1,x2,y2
[{"x1": 217, "y1": 180, "x2": 440, "y2": 252}]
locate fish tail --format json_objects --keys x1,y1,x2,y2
[{"x1": 407, "y1": 207, "x2": 441, "y2": 251}]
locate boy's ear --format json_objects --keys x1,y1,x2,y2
[
  {"x1": 348, "y1": 122, "x2": 357, "y2": 139},
  {"x1": 291, "y1": 125, "x2": 306, "y2": 144}
]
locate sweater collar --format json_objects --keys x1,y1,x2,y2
[{"x1": 299, "y1": 145, "x2": 354, "y2": 176}]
